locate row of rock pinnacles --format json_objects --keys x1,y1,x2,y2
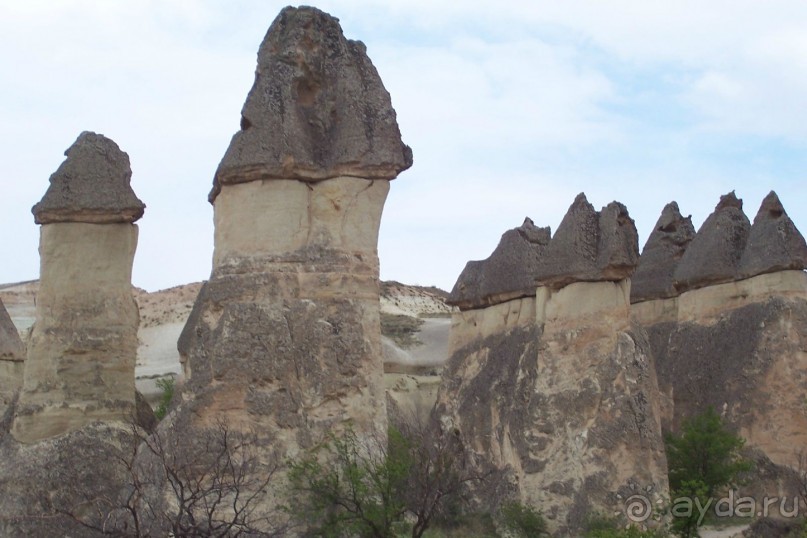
[{"x1": 448, "y1": 190, "x2": 807, "y2": 309}]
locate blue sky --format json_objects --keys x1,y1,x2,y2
[{"x1": 2, "y1": 1, "x2": 806, "y2": 292}]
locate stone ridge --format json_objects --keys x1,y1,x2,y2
[
  {"x1": 0, "y1": 298, "x2": 23, "y2": 361},
  {"x1": 211, "y1": 6, "x2": 413, "y2": 201},
  {"x1": 535, "y1": 193, "x2": 639, "y2": 289},
  {"x1": 631, "y1": 202, "x2": 696, "y2": 303},
  {"x1": 447, "y1": 217, "x2": 551, "y2": 309},
  {"x1": 32, "y1": 132, "x2": 145, "y2": 224},
  {"x1": 672, "y1": 191, "x2": 750, "y2": 293},
  {"x1": 738, "y1": 191, "x2": 807, "y2": 279}
]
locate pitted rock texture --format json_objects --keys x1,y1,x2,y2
[
  {"x1": 447, "y1": 218, "x2": 551, "y2": 309},
  {"x1": 738, "y1": 191, "x2": 807, "y2": 279},
  {"x1": 211, "y1": 6, "x2": 412, "y2": 201},
  {"x1": 435, "y1": 286, "x2": 668, "y2": 535},
  {"x1": 631, "y1": 202, "x2": 696, "y2": 303},
  {"x1": 535, "y1": 194, "x2": 639, "y2": 289},
  {"x1": 32, "y1": 132, "x2": 145, "y2": 224},
  {"x1": 673, "y1": 191, "x2": 749, "y2": 292},
  {"x1": 0, "y1": 422, "x2": 141, "y2": 536}
]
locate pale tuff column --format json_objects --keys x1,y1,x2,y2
[
  {"x1": 0, "y1": 298, "x2": 25, "y2": 416},
  {"x1": 177, "y1": 6, "x2": 411, "y2": 458},
  {"x1": 12, "y1": 132, "x2": 145, "y2": 443}
]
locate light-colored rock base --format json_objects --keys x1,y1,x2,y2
[
  {"x1": 448, "y1": 296, "x2": 535, "y2": 352},
  {"x1": 12, "y1": 222, "x2": 139, "y2": 443},
  {"x1": 175, "y1": 177, "x2": 389, "y2": 461}
]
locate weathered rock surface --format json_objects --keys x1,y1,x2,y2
[
  {"x1": 211, "y1": 6, "x2": 412, "y2": 201},
  {"x1": 171, "y1": 5, "x2": 408, "y2": 486},
  {"x1": 12, "y1": 134, "x2": 142, "y2": 443},
  {"x1": 447, "y1": 218, "x2": 551, "y2": 310},
  {"x1": 436, "y1": 282, "x2": 668, "y2": 534},
  {"x1": 639, "y1": 270, "x2": 807, "y2": 502},
  {"x1": 0, "y1": 422, "x2": 141, "y2": 536},
  {"x1": 673, "y1": 191, "x2": 750, "y2": 293},
  {"x1": 738, "y1": 191, "x2": 807, "y2": 279},
  {"x1": 32, "y1": 131, "x2": 145, "y2": 224},
  {"x1": 631, "y1": 202, "x2": 696, "y2": 303},
  {"x1": 535, "y1": 194, "x2": 639, "y2": 289},
  {"x1": 0, "y1": 299, "x2": 24, "y2": 417}
]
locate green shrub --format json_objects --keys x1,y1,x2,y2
[
  {"x1": 499, "y1": 501, "x2": 548, "y2": 537},
  {"x1": 154, "y1": 376, "x2": 175, "y2": 420}
]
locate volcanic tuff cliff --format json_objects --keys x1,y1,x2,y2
[
  {"x1": 436, "y1": 194, "x2": 668, "y2": 535},
  {"x1": 0, "y1": 132, "x2": 150, "y2": 535},
  {"x1": 160, "y1": 5, "x2": 411, "y2": 510},
  {"x1": 635, "y1": 191, "x2": 807, "y2": 502}
]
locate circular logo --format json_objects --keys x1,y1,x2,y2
[{"x1": 625, "y1": 494, "x2": 652, "y2": 522}]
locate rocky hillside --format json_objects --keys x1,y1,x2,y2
[{"x1": 0, "y1": 279, "x2": 452, "y2": 404}]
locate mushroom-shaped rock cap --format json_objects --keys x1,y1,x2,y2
[
  {"x1": 631, "y1": 202, "x2": 696, "y2": 303},
  {"x1": 738, "y1": 191, "x2": 807, "y2": 278},
  {"x1": 32, "y1": 132, "x2": 145, "y2": 224},
  {"x1": 447, "y1": 217, "x2": 551, "y2": 310},
  {"x1": 672, "y1": 191, "x2": 750, "y2": 293},
  {"x1": 211, "y1": 6, "x2": 413, "y2": 202},
  {"x1": 0, "y1": 298, "x2": 24, "y2": 361},
  {"x1": 535, "y1": 193, "x2": 639, "y2": 289}
]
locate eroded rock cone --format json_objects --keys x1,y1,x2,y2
[
  {"x1": 738, "y1": 191, "x2": 807, "y2": 279},
  {"x1": 170, "y1": 8, "x2": 410, "y2": 522},
  {"x1": 447, "y1": 217, "x2": 551, "y2": 310},
  {"x1": 631, "y1": 202, "x2": 696, "y2": 303},
  {"x1": 211, "y1": 6, "x2": 412, "y2": 201},
  {"x1": 673, "y1": 191, "x2": 750, "y2": 293},
  {"x1": 535, "y1": 193, "x2": 639, "y2": 289},
  {"x1": 13, "y1": 132, "x2": 142, "y2": 443}
]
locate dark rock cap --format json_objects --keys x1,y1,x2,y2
[
  {"x1": 535, "y1": 193, "x2": 639, "y2": 289},
  {"x1": 738, "y1": 191, "x2": 807, "y2": 278},
  {"x1": 630, "y1": 202, "x2": 696, "y2": 303},
  {"x1": 447, "y1": 217, "x2": 551, "y2": 309},
  {"x1": 0, "y1": 299, "x2": 24, "y2": 361},
  {"x1": 672, "y1": 191, "x2": 750, "y2": 293},
  {"x1": 211, "y1": 6, "x2": 413, "y2": 202},
  {"x1": 32, "y1": 132, "x2": 145, "y2": 224}
]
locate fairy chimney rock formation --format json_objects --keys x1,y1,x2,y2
[
  {"x1": 0, "y1": 299, "x2": 25, "y2": 415},
  {"x1": 177, "y1": 6, "x2": 409, "y2": 461},
  {"x1": 447, "y1": 217, "x2": 551, "y2": 310},
  {"x1": 738, "y1": 191, "x2": 807, "y2": 279},
  {"x1": 210, "y1": 6, "x2": 412, "y2": 201},
  {"x1": 12, "y1": 132, "x2": 143, "y2": 443},
  {"x1": 631, "y1": 202, "x2": 696, "y2": 303},
  {"x1": 672, "y1": 191, "x2": 750, "y2": 293},
  {"x1": 535, "y1": 194, "x2": 639, "y2": 289}
]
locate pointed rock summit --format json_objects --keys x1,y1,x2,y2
[
  {"x1": 631, "y1": 202, "x2": 696, "y2": 302},
  {"x1": 738, "y1": 191, "x2": 807, "y2": 279},
  {"x1": 673, "y1": 191, "x2": 750, "y2": 293},
  {"x1": 447, "y1": 218, "x2": 551, "y2": 309},
  {"x1": 32, "y1": 131, "x2": 145, "y2": 224},
  {"x1": 535, "y1": 193, "x2": 639, "y2": 289},
  {"x1": 211, "y1": 6, "x2": 413, "y2": 201}
]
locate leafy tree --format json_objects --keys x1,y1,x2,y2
[
  {"x1": 665, "y1": 407, "x2": 751, "y2": 538},
  {"x1": 665, "y1": 407, "x2": 751, "y2": 497},
  {"x1": 499, "y1": 501, "x2": 548, "y2": 537},
  {"x1": 288, "y1": 418, "x2": 488, "y2": 538}
]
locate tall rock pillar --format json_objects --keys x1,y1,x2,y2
[
  {"x1": 12, "y1": 132, "x2": 145, "y2": 443},
  {"x1": 177, "y1": 7, "x2": 411, "y2": 454}
]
